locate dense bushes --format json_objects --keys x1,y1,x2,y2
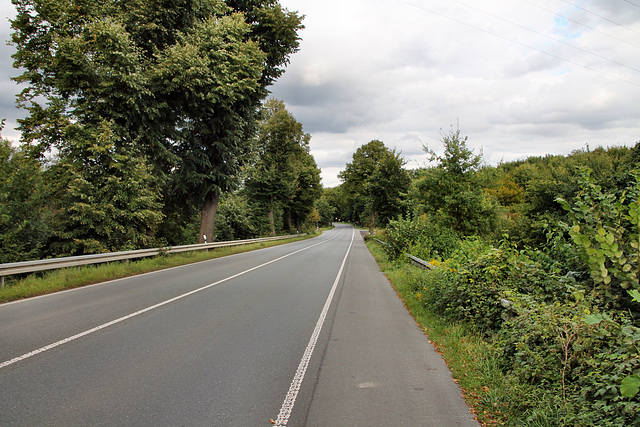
[
  {"x1": 384, "y1": 215, "x2": 460, "y2": 261},
  {"x1": 380, "y1": 142, "x2": 640, "y2": 425},
  {"x1": 403, "y1": 235, "x2": 640, "y2": 424}
]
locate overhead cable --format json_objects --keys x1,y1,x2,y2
[
  {"x1": 623, "y1": 0, "x2": 640, "y2": 9},
  {"x1": 448, "y1": 0, "x2": 640, "y2": 75},
  {"x1": 519, "y1": 0, "x2": 640, "y2": 50},
  {"x1": 557, "y1": 0, "x2": 640, "y2": 35},
  {"x1": 396, "y1": 0, "x2": 640, "y2": 87}
]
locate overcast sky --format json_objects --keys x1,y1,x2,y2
[{"x1": 2, "y1": 0, "x2": 640, "y2": 187}]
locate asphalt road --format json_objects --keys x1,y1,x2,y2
[{"x1": 0, "y1": 224, "x2": 478, "y2": 426}]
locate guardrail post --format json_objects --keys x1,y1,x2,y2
[{"x1": 1, "y1": 276, "x2": 4, "y2": 289}]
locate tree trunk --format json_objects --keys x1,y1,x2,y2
[
  {"x1": 267, "y1": 196, "x2": 275, "y2": 235},
  {"x1": 199, "y1": 191, "x2": 220, "y2": 243},
  {"x1": 369, "y1": 211, "x2": 375, "y2": 235},
  {"x1": 285, "y1": 209, "x2": 293, "y2": 232}
]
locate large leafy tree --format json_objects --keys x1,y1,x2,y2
[
  {"x1": 286, "y1": 151, "x2": 322, "y2": 232},
  {"x1": 339, "y1": 140, "x2": 387, "y2": 224},
  {"x1": 44, "y1": 122, "x2": 164, "y2": 255},
  {"x1": 155, "y1": 11, "x2": 267, "y2": 243},
  {"x1": 367, "y1": 149, "x2": 411, "y2": 229},
  {"x1": 11, "y1": 0, "x2": 304, "y2": 249},
  {"x1": 246, "y1": 98, "x2": 317, "y2": 234},
  {"x1": 339, "y1": 140, "x2": 410, "y2": 232}
]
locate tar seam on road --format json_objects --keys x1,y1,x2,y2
[
  {"x1": 274, "y1": 228, "x2": 355, "y2": 426},
  {"x1": 0, "y1": 230, "x2": 344, "y2": 370}
]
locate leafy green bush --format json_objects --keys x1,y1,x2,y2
[
  {"x1": 421, "y1": 242, "x2": 568, "y2": 334},
  {"x1": 385, "y1": 215, "x2": 460, "y2": 261},
  {"x1": 557, "y1": 167, "x2": 640, "y2": 312}
]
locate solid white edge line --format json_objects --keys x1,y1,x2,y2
[
  {"x1": 274, "y1": 227, "x2": 356, "y2": 426},
  {"x1": 0, "y1": 229, "x2": 345, "y2": 370}
]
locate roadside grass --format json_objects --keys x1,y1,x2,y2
[
  {"x1": 365, "y1": 239, "x2": 508, "y2": 426},
  {"x1": 0, "y1": 233, "x2": 318, "y2": 304}
]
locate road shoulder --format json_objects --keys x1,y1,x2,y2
[{"x1": 303, "y1": 231, "x2": 479, "y2": 426}]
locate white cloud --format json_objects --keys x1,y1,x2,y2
[
  {"x1": 270, "y1": 0, "x2": 640, "y2": 186},
  {"x1": 1, "y1": 0, "x2": 639, "y2": 186}
]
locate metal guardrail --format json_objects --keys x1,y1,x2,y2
[
  {"x1": 372, "y1": 238, "x2": 436, "y2": 270},
  {"x1": 0, "y1": 234, "x2": 305, "y2": 288}
]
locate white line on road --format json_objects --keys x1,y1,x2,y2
[
  {"x1": 274, "y1": 228, "x2": 355, "y2": 426},
  {"x1": 0, "y1": 230, "x2": 344, "y2": 370}
]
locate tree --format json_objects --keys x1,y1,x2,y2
[
  {"x1": 246, "y1": 99, "x2": 313, "y2": 234},
  {"x1": 314, "y1": 197, "x2": 336, "y2": 226},
  {"x1": 367, "y1": 148, "x2": 411, "y2": 230},
  {"x1": 213, "y1": 192, "x2": 256, "y2": 241},
  {"x1": 415, "y1": 124, "x2": 495, "y2": 236},
  {"x1": 339, "y1": 140, "x2": 410, "y2": 232},
  {"x1": 45, "y1": 121, "x2": 164, "y2": 255},
  {"x1": 155, "y1": 11, "x2": 268, "y2": 243},
  {"x1": 0, "y1": 135, "x2": 49, "y2": 262},
  {"x1": 11, "y1": 0, "x2": 304, "y2": 248},
  {"x1": 286, "y1": 151, "x2": 322, "y2": 232}
]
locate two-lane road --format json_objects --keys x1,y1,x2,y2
[{"x1": 0, "y1": 225, "x2": 478, "y2": 426}]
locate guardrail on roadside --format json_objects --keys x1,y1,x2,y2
[
  {"x1": 0, "y1": 234, "x2": 305, "y2": 288},
  {"x1": 372, "y1": 238, "x2": 436, "y2": 270}
]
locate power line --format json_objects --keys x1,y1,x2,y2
[
  {"x1": 519, "y1": 0, "x2": 640, "y2": 50},
  {"x1": 557, "y1": 0, "x2": 640, "y2": 35},
  {"x1": 447, "y1": 0, "x2": 640, "y2": 74},
  {"x1": 624, "y1": 0, "x2": 640, "y2": 9},
  {"x1": 395, "y1": 0, "x2": 640, "y2": 87}
]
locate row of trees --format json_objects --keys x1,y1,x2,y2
[
  {"x1": 326, "y1": 126, "x2": 638, "y2": 252},
  {"x1": 1, "y1": 0, "x2": 324, "y2": 262},
  {"x1": 1, "y1": 96, "x2": 320, "y2": 263}
]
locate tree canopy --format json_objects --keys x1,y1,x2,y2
[
  {"x1": 246, "y1": 98, "x2": 320, "y2": 234},
  {"x1": 338, "y1": 140, "x2": 410, "y2": 232},
  {"x1": 10, "y1": 0, "x2": 305, "y2": 249}
]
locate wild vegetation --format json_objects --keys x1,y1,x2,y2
[{"x1": 348, "y1": 127, "x2": 640, "y2": 425}]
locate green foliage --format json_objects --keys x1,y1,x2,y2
[
  {"x1": 384, "y1": 215, "x2": 459, "y2": 261},
  {"x1": 314, "y1": 197, "x2": 336, "y2": 226},
  {"x1": 286, "y1": 151, "x2": 322, "y2": 231},
  {"x1": 557, "y1": 167, "x2": 640, "y2": 309},
  {"x1": 338, "y1": 140, "x2": 410, "y2": 230},
  {"x1": 423, "y1": 242, "x2": 569, "y2": 334},
  {"x1": 214, "y1": 193, "x2": 256, "y2": 241},
  {"x1": 45, "y1": 123, "x2": 164, "y2": 255},
  {"x1": 414, "y1": 125, "x2": 497, "y2": 236},
  {"x1": 0, "y1": 139, "x2": 50, "y2": 262},
  {"x1": 10, "y1": 0, "x2": 305, "y2": 254},
  {"x1": 367, "y1": 147, "x2": 411, "y2": 227},
  {"x1": 378, "y1": 142, "x2": 640, "y2": 425},
  {"x1": 245, "y1": 98, "x2": 320, "y2": 234}
]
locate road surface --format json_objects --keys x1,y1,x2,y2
[{"x1": 0, "y1": 224, "x2": 478, "y2": 426}]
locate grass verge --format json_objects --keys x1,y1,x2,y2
[
  {"x1": 1, "y1": 233, "x2": 318, "y2": 304},
  {"x1": 365, "y1": 239, "x2": 507, "y2": 426}
]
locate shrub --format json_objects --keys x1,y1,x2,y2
[
  {"x1": 421, "y1": 241, "x2": 569, "y2": 334},
  {"x1": 385, "y1": 215, "x2": 460, "y2": 261}
]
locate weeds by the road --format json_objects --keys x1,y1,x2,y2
[{"x1": 0, "y1": 233, "x2": 316, "y2": 304}]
